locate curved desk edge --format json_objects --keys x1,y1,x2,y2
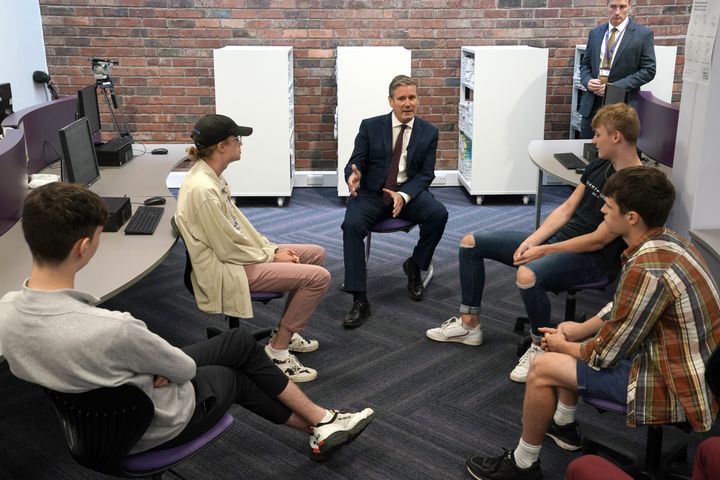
[
  {"x1": 528, "y1": 139, "x2": 585, "y2": 228},
  {"x1": 0, "y1": 145, "x2": 190, "y2": 360},
  {"x1": 689, "y1": 229, "x2": 720, "y2": 287}
]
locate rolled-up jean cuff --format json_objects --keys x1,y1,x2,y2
[{"x1": 460, "y1": 304, "x2": 481, "y2": 315}]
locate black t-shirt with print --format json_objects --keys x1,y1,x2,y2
[{"x1": 554, "y1": 157, "x2": 626, "y2": 279}]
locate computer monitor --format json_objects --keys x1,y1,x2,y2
[
  {"x1": 636, "y1": 90, "x2": 679, "y2": 168},
  {"x1": 0, "y1": 83, "x2": 12, "y2": 124},
  {"x1": 603, "y1": 83, "x2": 629, "y2": 106},
  {"x1": 59, "y1": 117, "x2": 101, "y2": 186},
  {"x1": 77, "y1": 84, "x2": 101, "y2": 136}
]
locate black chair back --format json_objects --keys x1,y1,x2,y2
[
  {"x1": 45, "y1": 384, "x2": 154, "y2": 476},
  {"x1": 170, "y1": 216, "x2": 196, "y2": 296}
]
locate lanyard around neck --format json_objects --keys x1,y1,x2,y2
[{"x1": 604, "y1": 26, "x2": 625, "y2": 65}]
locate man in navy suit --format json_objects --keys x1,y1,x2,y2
[
  {"x1": 341, "y1": 75, "x2": 448, "y2": 328},
  {"x1": 579, "y1": 0, "x2": 655, "y2": 139}
]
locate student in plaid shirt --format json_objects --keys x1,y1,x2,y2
[{"x1": 465, "y1": 167, "x2": 720, "y2": 480}]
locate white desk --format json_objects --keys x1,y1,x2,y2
[
  {"x1": 528, "y1": 139, "x2": 585, "y2": 228},
  {"x1": 0, "y1": 144, "x2": 188, "y2": 357}
]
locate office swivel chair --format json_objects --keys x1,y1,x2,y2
[
  {"x1": 339, "y1": 218, "x2": 434, "y2": 293},
  {"x1": 365, "y1": 217, "x2": 434, "y2": 288},
  {"x1": 170, "y1": 217, "x2": 282, "y2": 339},
  {"x1": 45, "y1": 384, "x2": 233, "y2": 479},
  {"x1": 581, "y1": 395, "x2": 691, "y2": 480},
  {"x1": 580, "y1": 345, "x2": 720, "y2": 480}
]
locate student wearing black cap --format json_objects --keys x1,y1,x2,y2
[{"x1": 176, "y1": 114, "x2": 328, "y2": 383}]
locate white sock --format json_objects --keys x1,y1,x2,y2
[
  {"x1": 265, "y1": 344, "x2": 290, "y2": 360},
  {"x1": 318, "y1": 410, "x2": 333, "y2": 424},
  {"x1": 513, "y1": 438, "x2": 541, "y2": 469},
  {"x1": 553, "y1": 400, "x2": 577, "y2": 426}
]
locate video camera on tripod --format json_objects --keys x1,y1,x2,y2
[
  {"x1": 91, "y1": 58, "x2": 120, "y2": 108},
  {"x1": 91, "y1": 58, "x2": 119, "y2": 82},
  {"x1": 90, "y1": 58, "x2": 132, "y2": 140}
]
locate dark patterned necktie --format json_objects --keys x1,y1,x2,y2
[{"x1": 383, "y1": 123, "x2": 407, "y2": 205}]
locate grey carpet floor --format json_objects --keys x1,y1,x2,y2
[{"x1": 0, "y1": 186, "x2": 707, "y2": 479}]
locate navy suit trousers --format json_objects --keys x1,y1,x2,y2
[{"x1": 342, "y1": 189, "x2": 447, "y2": 293}]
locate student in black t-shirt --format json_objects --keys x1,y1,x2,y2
[{"x1": 426, "y1": 103, "x2": 643, "y2": 383}]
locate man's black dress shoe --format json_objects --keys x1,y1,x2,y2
[
  {"x1": 343, "y1": 298, "x2": 371, "y2": 328},
  {"x1": 403, "y1": 257, "x2": 424, "y2": 301}
]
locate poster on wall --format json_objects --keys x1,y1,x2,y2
[{"x1": 684, "y1": 0, "x2": 720, "y2": 85}]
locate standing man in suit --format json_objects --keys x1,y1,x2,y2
[
  {"x1": 579, "y1": 0, "x2": 656, "y2": 139},
  {"x1": 341, "y1": 75, "x2": 448, "y2": 328}
]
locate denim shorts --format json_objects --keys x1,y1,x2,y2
[{"x1": 576, "y1": 358, "x2": 631, "y2": 405}]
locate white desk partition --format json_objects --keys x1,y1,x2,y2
[{"x1": 336, "y1": 46, "x2": 411, "y2": 196}]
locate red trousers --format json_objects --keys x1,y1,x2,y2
[{"x1": 566, "y1": 438, "x2": 720, "y2": 480}]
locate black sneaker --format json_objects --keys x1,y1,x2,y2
[
  {"x1": 545, "y1": 420, "x2": 583, "y2": 451},
  {"x1": 466, "y1": 449, "x2": 543, "y2": 480}
]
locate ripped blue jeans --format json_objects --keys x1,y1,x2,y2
[{"x1": 459, "y1": 231, "x2": 607, "y2": 337}]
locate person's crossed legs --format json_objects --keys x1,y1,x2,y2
[{"x1": 154, "y1": 329, "x2": 374, "y2": 461}]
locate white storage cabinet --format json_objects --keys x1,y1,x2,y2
[
  {"x1": 214, "y1": 46, "x2": 294, "y2": 207},
  {"x1": 335, "y1": 46, "x2": 411, "y2": 196},
  {"x1": 458, "y1": 46, "x2": 548, "y2": 204}
]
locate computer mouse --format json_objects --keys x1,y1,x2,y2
[
  {"x1": 144, "y1": 196, "x2": 167, "y2": 206},
  {"x1": 151, "y1": 148, "x2": 168, "y2": 155}
]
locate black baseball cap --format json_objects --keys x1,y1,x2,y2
[{"x1": 191, "y1": 114, "x2": 253, "y2": 149}]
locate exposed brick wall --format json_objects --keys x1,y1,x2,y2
[{"x1": 39, "y1": 0, "x2": 692, "y2": 171}]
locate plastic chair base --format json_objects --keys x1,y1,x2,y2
[{"x1": 582, "y1": 426, "x2": 689, "y2": 480}]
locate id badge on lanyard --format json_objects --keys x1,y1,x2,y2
[{"x1": 599, "y1": 68, "x2": 611, "y2": 84}]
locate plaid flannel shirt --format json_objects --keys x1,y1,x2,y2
[{"x1": 580, "y1": 228, "x2": 720, "y2": 431}]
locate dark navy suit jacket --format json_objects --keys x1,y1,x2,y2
[
  {"x1": 344, "y1": 112, "x2": 438, "y2": 200},
  {"x1": 579, "y1": 18, "x2": 656, "y2": 117}
]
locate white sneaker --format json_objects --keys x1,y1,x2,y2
[
  {"x1": 269, "y1": 328, "x2": 319, "y2": 353},
  {"x1": 509, "y1": 343, "x2": 543, "y2": 383},
  {"x1": 426, "y1": 317, "x2": 483, "y2": 346},
  {"x1": 264, "y1": 345, "x2": 317, "y2": 382},
  {"x1": 309, "y1": 408, "x2": 375, "y2": 461}
]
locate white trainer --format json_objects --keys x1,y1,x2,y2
[
  {"x1": 509, "y1": 343, "x2": 544, "y2": 383},
  {"x1": 269, "y1": 328, "x2": 319, "y2": 353},
  {"x1": 264, "y1": 345, "x2": 317, "y2": 382},
  {"x1": 309, "y1": 408, "x2": 375, "y2": 461},
  {"x1": 426, "y1": 317, "x2": 483, "y2": 346}
]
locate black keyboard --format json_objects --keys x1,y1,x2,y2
[
  {"x1": 125, "y1": 206, "x2": 164, "y2": 235},
  {"x1": 553, "y1": 152, "x2": 587, "y2": 170},
  {"x1": 97, "y1": 136, "x2": 132, "y2": 153}
]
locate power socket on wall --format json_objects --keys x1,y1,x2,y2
[{"x1": 305, "y1": 174, "x2": 324, "y2": 186}]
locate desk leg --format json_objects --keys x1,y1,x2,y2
[{"x1": 535, "y1": 169, "x2": 543, "y2": 230}]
